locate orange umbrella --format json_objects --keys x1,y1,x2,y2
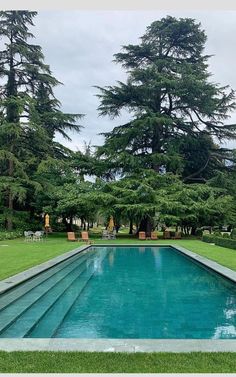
[{"x1": 107, "y1": 215, "x2": 114, "y2": 232}]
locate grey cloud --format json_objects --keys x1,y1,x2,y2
[{"x1": 33, "y1": 10, "x2": 236, "y2": 151}]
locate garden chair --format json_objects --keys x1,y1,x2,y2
[
  {"x1": 102, "y1": 230, "x2": 109, "y2": 240},
  {"x1": 33, "y1": 231, "x2": 43, "y2": 242},
  {"x1": 67, "y1": 232, "x2": 77, "y2": 241},
  {"x1": 109, "y1": 230, "x2": 116, "y2": 240},
  {"x1": 81, "y1": 231, "x2": 93, "y2": 244},
  {"x1": 151, "y1": 231, "x2": 158, "y2": 240},
  {"x1": 163, "y1": 230, "x2": 171, "y2": 239},
  {"x1": 24, "y1": 231, "x2": 33, "y2": 242},
  {"x1": 174, "y1": 231, "x2": 181, "y2": 239},
  {"x1": 139, "y1": 231, "x2": 146, "y2": 240}
]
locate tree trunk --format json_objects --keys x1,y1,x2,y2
[
  {"x1": 6, "y1": 159, "x2": 14, "y2": 231},
  {"x1": 129, "y1": 218, "x2": 133, "y2": 235},
  {"x1": 62, "y1": 217, "x2": 70, "y2": 232},
  {"x1": 191, "y1": 226, "x2": 197, "y2": 236},
  {"x1": 138, "y1": 216, "x2": 152, "y2": 236}
]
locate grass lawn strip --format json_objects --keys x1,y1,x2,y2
[{"x1": 0, "y1": 351, "x2": 236, "y2": 373}]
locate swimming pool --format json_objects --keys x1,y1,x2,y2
[{"x1": 0, "y1": 246, "x2": 235, "y2": 339}]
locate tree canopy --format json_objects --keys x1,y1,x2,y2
[{"x1": 0, "y1": 12, "x2": 236, "y2": 235}]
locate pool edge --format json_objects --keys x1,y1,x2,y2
[
  {"x1": 0, "y1": 244, "x2": 91, "y2": 295},
  {"x1": 0, "y1": 338, "x2": 236, "y2": 352},
  {"x1": 0, "y1": 243, "x2": 236, "y2": 352}
]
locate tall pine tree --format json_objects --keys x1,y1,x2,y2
[{"x1": 0, "y1": 11, "x2": 82, "y2": 229}]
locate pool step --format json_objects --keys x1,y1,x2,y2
[
  {"x1": 0, "y1": 249, "x2": 89, "y2": 312},
  {"x1": 0, "y1": 250, "x2": 108, "y2": 338},
  {"x1": 28, "y1": 249, "x2": 109, "y2": 338},
  {"x1": 0, "y1": 251, "x2": 96, "y2": 336}
]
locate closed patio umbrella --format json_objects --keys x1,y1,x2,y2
[
  {"x1": 107, "y1": 215, "x2": 114, "y2": 232},
  {"x1": 45, "y1": 213, "x2": 50, "y2": 228}
]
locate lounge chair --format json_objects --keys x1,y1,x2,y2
[
  {"x1": 139, "y1": 231, "x2": 146, "y2": 240},
  {"x1": 163, "y1": 230, "x2": 171, "y2": 239},
  {"x1": 67, "y1": 232, "x2": 77, "y2": 241},
  {"x1": 109, "y1": 230, "x2": 116, "y2": 240},
  {"x1": 151, "y1": 231, "x2": 158, "y2": 240},
  {"x1": 174, "y1": 231, "x2": 181, "y2": 239},
  {"x1": 81, "y1": 231, "x2": 93, "y2": 244}
]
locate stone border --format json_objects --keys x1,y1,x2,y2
[
  {"x1": 0, "y1": 244, "x2": 90, "y2": 295},
  {"x1": 172, "y1": 244, "x2": 236, "y2": 283},
  {"x1": 0, "y1": 338, "x2": 236, "y2": 352},
  {"x1": 0, "y1": 242, "x2": 236, "y2": 352}
]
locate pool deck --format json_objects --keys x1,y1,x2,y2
[
  {"x1": 0, "y1": 338, "x2": 236, "y2": 352},
  {"x1": 0, "y1": 243, "x2": 236, "y2": 353}
]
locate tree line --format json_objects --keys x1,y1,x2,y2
[{"x1": 1, "y1": 11, "x2": 236, "y2": 235}]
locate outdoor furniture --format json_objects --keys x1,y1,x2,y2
[
  {"x1": 33, "y1": 231, "x2": 44, "y2": 242},
  {"x1": 174, "y1": 231, "x2": 181, "y2": 239},
  {"x1": 163, "y1": 230, "x2": 171, "y2": 239},
  {"x1": 67, "y1": 232, "x2": 77, "y2": 241},
  {"x1": 102, "y1": 230, "x2": 110, "y2": 240},
  {"x1": 151, "y1": 231, "x2": 158, "y2": 240},
  {"x1": 109, "y1": 230, "x2": 116, "y2": 240},
  {"x1": 139, "y1": 231, "x2": 146, "y2": 240},
  {"x1": 24, "y1": 231, "x2": 33, "y2": 242},
  {"x1": 81, "y1": 231, "x2": 93, "y2": 244}
]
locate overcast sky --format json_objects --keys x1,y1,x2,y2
[{"x1": 33, "y1": 10, "x2": 236, "y2": 152}]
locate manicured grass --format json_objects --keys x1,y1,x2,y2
[
  {"x1": 0, "y1": 235, "x2": 83, "y2": 280},
  {"x1": 0, "y1": 351, "x2": 236, "y2": 373},
  {"x1": 0, "y1": 235, "x2": 236, "y2": 280}
]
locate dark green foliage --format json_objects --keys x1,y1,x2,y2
[
  {"x1": 202, "y1": 234, "x2": 236, "y2": 250},
  {"x1": 202, "y1": 234, "x2": 215, "y2": 243},
  {"x1": 0, "y1": 11, "x2": 82, "y2": 230},
  {"x1": 0, "y1": 230, "x2": 22, "y2": 240},
  {"x1": 230, "y1": 228, "x2": 236, "y2": 239},
  {"x1": 195, "y1": 228, "x2": 203, "y2": 237},
  {"x1": 216, "y1": 237, "x2": 236, "y2": 250},
  {"x1": 96, "y1": 16, "x2": 236, "y2": 178}
]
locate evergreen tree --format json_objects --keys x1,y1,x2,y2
[
  {"x1": 96, "y1": 16, "x2": 236, "y2": 177},
  {"x1": 0, "y1": 11, "x2": 82, "y2": 229}
]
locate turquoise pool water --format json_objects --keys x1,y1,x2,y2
[{"x1": 0, "y1": 246, "x2": 235, "y2": 339}]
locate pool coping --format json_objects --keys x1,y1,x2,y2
[
  {"x1": 0, "y1": 338, "x2": 236, "y2": 352},
  {"x1": 0, "y1": 244, "x2": 91, "y2": 295},
  {"x1": 0, "y1": 242, "x2": 236, "y2": 352}
]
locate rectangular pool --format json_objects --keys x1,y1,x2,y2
[{"x1": 0, "y1": 246, "x2": 235, "y2": 339}]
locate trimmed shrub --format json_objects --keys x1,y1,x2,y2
[
  {"x1": 202, "y1": 234, "x2": 215, "y2": 243},
  {"x1": 195, "y1": 228, "x2": 203, "y2": 237},
  {"x1": 230, "y1": 228, "x2": 236, "y2": 240},
  {"x1": 215, "y1": 237, "x2": 236, "y2": 250},
  {"x1": 202, "y1": 234, "x2": 236, "y2": 250},
  {"x1": 213, "y1": 231, "x2": 222, "y2": 237},
  {"x1": 0, "y1": 231, "x2": 22, "y2": 241},
  {"x1": 222, "y1": 233, "x2": 230, "y2": 238}
]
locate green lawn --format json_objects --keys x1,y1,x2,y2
[
  {"x1": 0, "y1": 234, "x2": 236, "y2": 373},
  {"x1": 0, "y1": 351, "x2": 236, "y2": 373},
  {"x1": 0, "y1": 234, "x2": 83, "y2": 280},
  {"x1": 0, "y1": 234, "x2": 236, "y2": 280}
]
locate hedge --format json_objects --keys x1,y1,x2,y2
[
  {"x1": 202, "y1": 234, "x2": 236, "y2": 250},
  {"x1": 202, "y1": 234, "x2": 216, "y2": 243},
  {"x1": 0, "y1": 231, "x2": 22, "y2": 241}
]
